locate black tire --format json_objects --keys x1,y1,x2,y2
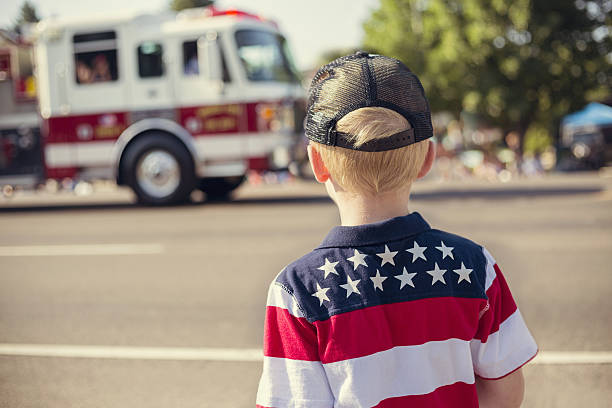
[
  {"x1": 122, "y1": 133, "x2": 196, "y2": 205},
  {"x1": 198, "y1": 176, "x2": 245, "y2": 201}
]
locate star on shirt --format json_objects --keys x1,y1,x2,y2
[
  {"x1": 340, "y1": 275, "x2": 361, "y2": 298},
  {"x1": 395, "y1": 267, "x2": 417, "y2": 289},
  {"x1": 453, "y1": 262, "x2": 473, "y2": 284},
  {"x1": 426, "y1": 262, "x2": 447, "y2": 285},
  {"x1": 436, "y1": 241, "x2": 455, "y2": 260},
  {"x1": 317, "y1": 258, "x2": 339, "y2": 278},
  {"x1": 311, "y1": 283, "x2": 330, "y2": 306},
  {"x1": 347, "y1": 249, "x2": 368, "y2": 270},
  {"x1": 406, "y1": 241, "x2": 427, "y2": 262},
  {"x1": 370, "y1": 269, "x2": 387, "y2": 291},
  {"x1": 376, "y1": 245, "x2": 398, "y2": 266}
]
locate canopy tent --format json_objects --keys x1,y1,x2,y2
[
  {"x1": 562, "y1": 102, "x2": 612, "y2": 129},
  {"x1": 558, "y1": 102, "x2": 612, "y2": 170}
]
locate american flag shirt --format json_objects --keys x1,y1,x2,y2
[{"x1": 256, "y1": 212, "x2": 537, "y2": 408}]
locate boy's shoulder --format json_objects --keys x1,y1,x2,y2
[
  {"x1": 277, "y1": 227, "x2": 488, "y2": 281},
  {"x1": 271, "y1": 215, "x2": 496, "y2": 323}
]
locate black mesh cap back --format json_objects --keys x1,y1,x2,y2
[{"x1": 305, "y1": 52, "x2": 433, "y2": 152}]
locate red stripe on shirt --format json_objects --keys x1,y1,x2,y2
[
  {"x1": 314, "y1": 297, "x2": 485, "y2": 364},
  {"x1": 264, "y1": 306, "x2": 319, "y2": 361},
  {"x1": 474, "y1": 264, "x2": 518, "y2": 342},
  {"x1": 372, "y1": 381, "x2": 478, "y2": 407}
]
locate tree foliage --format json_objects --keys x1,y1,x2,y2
[
  {"x1": 170, "y1": 0, "x2": 214, "y2": 11},
  {"x1": 13, "y1": 0, "x2": 40, "y2": 31},
  {"x1": 363, "y1": 0, "x2": 611, "y2": 142}
]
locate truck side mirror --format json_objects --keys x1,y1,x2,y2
[{"x1": 197, "y1": 32, "x2": 223, "y2": 88}]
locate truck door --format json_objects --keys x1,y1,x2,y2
[
  {"x1": 173, "y1": 33, "x2": 247, "y2": 167},
  {"x1": 173, "y1": 34, "x2": 231, "y2": 107}
]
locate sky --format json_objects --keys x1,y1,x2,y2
[{"x1": 1, "y1": 0, "x2": 380, "y2": 70}]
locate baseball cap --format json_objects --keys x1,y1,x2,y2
[{"x1": 305, "y1": 51, "x2": 433, "y2": 152}]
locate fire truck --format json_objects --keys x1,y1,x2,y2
[{"x1": 1, "y1": 6, "x2": 304, "y2": 204}]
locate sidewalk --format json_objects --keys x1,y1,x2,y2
[{"x1": 1, "y1": 170, "x2": 610, "y2": 210}]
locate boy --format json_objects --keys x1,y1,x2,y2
[{"x1": 256, "y1": 52, "x2": 537, "y2": 408}]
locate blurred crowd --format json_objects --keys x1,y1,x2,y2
[{"x1": 430, "y1": 117, "x2": 556, "y2": 183}]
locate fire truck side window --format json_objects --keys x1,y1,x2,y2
[
  {"x1": 182, "y1": 41, "x2": 199, "y2": 76},
  {"x1": 137, "y1": 42, "x2": 164, "y2": 78},
  {"x1": 181, "y1": 39, "x2": 231, "y2": 82},
  {"x1": 73, "y1": 31, "x2": 119, "y2": 84}
]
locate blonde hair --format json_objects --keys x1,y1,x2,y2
[{"x1": 313, "y1": 107, "x2": 429, "y2": 196}]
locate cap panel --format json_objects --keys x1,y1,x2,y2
[
  {"x1": 305, "y1": 55, "x2": 370, "y2": 145},
  {"x1": 370, "y1": 56, "x2": 433, "y2": 142}
]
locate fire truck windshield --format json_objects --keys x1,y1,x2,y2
[{"x1": 235, "y1": 30, "x2": 299, "y2": 83}]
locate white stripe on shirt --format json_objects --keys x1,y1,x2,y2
[
  {"x1": 470, "y1": 309, "x2": 538, "y2": 378},
  {"x1": 257, "y1": 356, "x2": 334, "y2": 408},
  {"x1": 266, "y1": 282, "x2": 305, "y2": 318},
  {"x1": 322, "y1": 338, "x2": 476, "y2": 408},
  {"x1": 482, "y1": 247, "x2": 497, "y2": 291}
]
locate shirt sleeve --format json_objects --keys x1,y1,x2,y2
[
  {"x1": 256, "y1": 280, "x2": 334, "y2": 408},
  {"x1": 470, "y1": 248, "x2": 538, "y2": 379}
]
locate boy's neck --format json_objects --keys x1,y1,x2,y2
[{"x1": 329, "y1": 184, "x2": 412, "y2": 226}]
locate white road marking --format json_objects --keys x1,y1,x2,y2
[
  {"x1": 0, "y1": 344, "x2": 262, "y2": 362},
  {"x1": 594, "y1": 190, "x2": 612, "y2": 202},
  {"x1": 0, "y1": 244, "x2": 165, "y2": 257},
  {"x1": 0, "y1": 344, "x2": 611, "y2": 365},
  {"x1": 532, "y1": 351, "x2": 612, "y2": 365}
]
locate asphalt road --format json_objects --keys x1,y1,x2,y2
[{"x1": 0, "y1": 172, "x2": 611, "y2": 407}]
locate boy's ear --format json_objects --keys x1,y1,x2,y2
[
  {"x1": 307, "y1": 144, "x2": 331, "y2": 183},
  {"x1": 417, "y1": 140, "x2": 436, "y2": 179}
]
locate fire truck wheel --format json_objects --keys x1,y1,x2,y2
[
  {"x1": 198, "y1": 176, "x2": 245, "y2": 201},
  {"x1": 123, "y1": 134, "x2": 196, "y2": 205}
]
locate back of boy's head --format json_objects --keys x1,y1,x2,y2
[{"x1": 305, "y1": 52, "x2": 434, "y2": 196}]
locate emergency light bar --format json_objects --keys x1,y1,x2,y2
[{"x1": 176, "y1": 6, "x2": 274, "y2": 26}]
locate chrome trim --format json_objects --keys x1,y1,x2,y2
[{"x1": 136, "y1": 149, "x2": 181, "y2": 198}]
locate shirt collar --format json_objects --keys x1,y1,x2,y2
[{"x1": 317, "y1": 212, "x2": 431, "y2": 248}]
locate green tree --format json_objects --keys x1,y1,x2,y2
[
  {"x1": 170, "y1": 0, "x2": 214, "y2": 11},
  {"x1": 364, "y1": 0, "x2": 611, "y2": 148},
  {"x1": 13, "y1": 0, "x2": 40, "y2": 31}
]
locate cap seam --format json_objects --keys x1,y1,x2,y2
[{"x1": 365, "y1": 58, "x2": 377, "y2": 102}]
